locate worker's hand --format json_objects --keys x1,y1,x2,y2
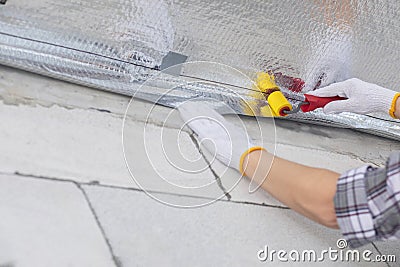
[
  {"x1": 308, "y1": 78, "x2": 399, "y2": 117},
  {"x1": 178, "y1": 102, "x2": 264, "y2": 174}
]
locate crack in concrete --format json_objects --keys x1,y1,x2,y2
[
  {"x1": 0, "y1": 97, "x2": 188, "y2": 132},
  {"x1": 84, "y1": 182, "x2": 288, "y2": 209},
  {"x1": 0, "y1": 95, "x2": 76, "y2": 110},
  {"x1": 76, "y1": 183, "x2": 123, "y2": 267},
  {"x1": 274, "y1": 141, "x2": 386, "y2": 166},
  {"x1": 189, "y1": 133, "x2": 232, "y2": 200},
  {"x1": 2, "y1": 171, "x2": 123, "y2": 267},
  {"x1": 89, "y1": 107, "x2": 112, "y2": 113},
  {"x1": 4, "y1": 171, "x2": 287, "y2": 209}
]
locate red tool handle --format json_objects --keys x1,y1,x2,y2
[{"x1": 301, "y1": 94, "x2": 347, "y2": 112}]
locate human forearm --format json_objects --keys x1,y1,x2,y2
[
  {"x1": 243, "y1": 150, "x2": 340, "y2": 228},
  {"x1": 178, "y1": 102, "x2": 341, "y2": 228}
]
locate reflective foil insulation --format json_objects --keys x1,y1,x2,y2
[{"x1": 1, "y1": 0, "x2": 400, "y2": 140}]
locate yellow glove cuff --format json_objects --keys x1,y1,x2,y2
[
  {"x1": 389, "y1": 93, "x2": 400, "y2": 119},
  {"x1": 239, "y1": 146, "x2": 267, "y2": 175}
]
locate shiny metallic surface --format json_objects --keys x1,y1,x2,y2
[{"x1": 1, "y1": 0, "x2": 400, "y2": 139}]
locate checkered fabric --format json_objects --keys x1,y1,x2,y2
[{"x1": 334, "y1": 152, "x2": 400, "y2": 248}]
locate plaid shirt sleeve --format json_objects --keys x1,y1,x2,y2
[{"x1": 334, "y1": 152, "x2": 400, "y2": 248}]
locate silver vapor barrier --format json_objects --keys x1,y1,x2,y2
[{"x1": 1, "y1": 0, "x2": 400, "y2": 140}]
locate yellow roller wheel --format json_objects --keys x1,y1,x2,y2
[{"x1": 267, "y1": 91, "x2": 292, "y2": 117}]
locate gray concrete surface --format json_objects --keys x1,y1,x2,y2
[
  {"x1": 0, "y1": 65, "x2": 399, "y2": 266},
  {"x1": 0, "y1": 173, "x2": 114, "y2": 267}
]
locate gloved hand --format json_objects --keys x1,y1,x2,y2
[
  {"x1": 303, "y1": 36, "x2": 352, "y2": 91},
  {"x1": 178, "y1": 102, "x2": 265, "y2": 174},
  {"x1": 308, "y1": 78, "x2": 400, "y2": 117}
]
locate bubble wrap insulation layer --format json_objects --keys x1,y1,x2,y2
[{"x1": 1, "y1": 0, "x2": 400, "y2": 140}]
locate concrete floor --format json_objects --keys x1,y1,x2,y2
[{"x1": 0, "y1": 65, "x2": 399, "y2": 266}]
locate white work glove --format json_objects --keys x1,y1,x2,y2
[
  {"x1": 308, "y1": 78, "x2": 400, "y2": 117},
  {"x1": 303, "y1": 34, "x2": 352, "y2": 91},
  {"x1": 178, "y1": 102, "x2": 264, "y2": 174}
]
